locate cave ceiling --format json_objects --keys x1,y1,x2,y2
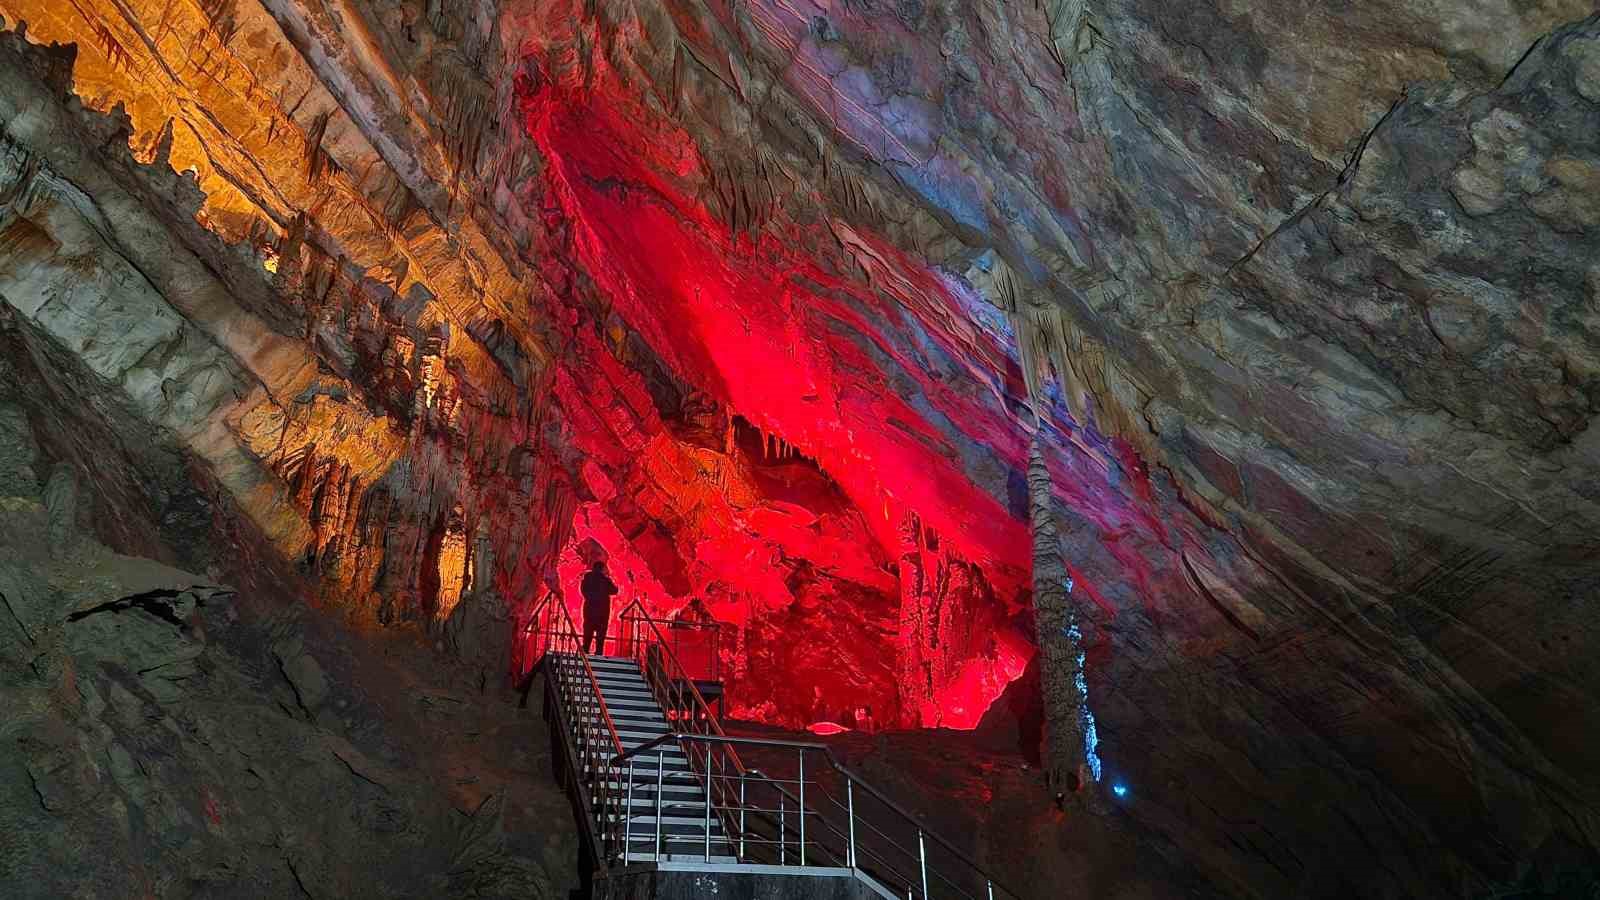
[{"x1": 1, "y1": 0, "x2": 1598, "y2": 894}]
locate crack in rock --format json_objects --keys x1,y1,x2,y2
[{"x1": 63, "y1": 587, "x2": 208, "y2": 631}]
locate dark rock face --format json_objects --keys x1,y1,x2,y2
[
  {"x1": 0, "y1": 0, "x2": 1596, "y2": 898},
  {"x1": 0, "y1": 384, "x2": 573, "y2": 899}
]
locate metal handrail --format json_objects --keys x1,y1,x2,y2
[
  {"x1": 617, "y1": 600, "x2": 753, "y2": 865},
  {"x1": 528, "y1": 591, "x2": 627, "y2": 755},
  {"x1": 613, "y1": 604, "x2": 1020, "y2": 900},
  {"x1": 617, "y1": 599, "x2": 736, "y2": 743},
  {"x1": 525, "y1": 591, "x2": 633, "y2": 868},
  {"x1": 619, "y1": 604, "x2": 722, "y2": 681},
  {"x1": 616, "y1": 733, "x2": 1021, "y2": 898}
]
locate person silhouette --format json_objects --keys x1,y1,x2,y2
[{"x1": 580, "y1": 560, "x2": 618, "y2": 655}]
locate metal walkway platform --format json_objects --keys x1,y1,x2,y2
[{"x1": 528, "y1": 596, "x2": 1020, "y2": 899}]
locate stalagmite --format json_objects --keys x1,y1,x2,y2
[{"x1": 1028, "y1": 430, "x2": 1101, "y2": 811}]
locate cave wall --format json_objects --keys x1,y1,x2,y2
[
  {"x1": 0, "y1": 0, "x2": 1597, "y2": 897},
  {"x1": 0, "y1": 0, "x2": 1038, "y2": 733}
]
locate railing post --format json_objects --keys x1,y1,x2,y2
[
  {"x1": 655, "y1": 750, "x2": 665, "y2": 860},
  {"x1": 797, "y1": 748, "x2": 807, "y2": 866},
  {"x1": 779, "y1": 793, "x2": 786, "y2": 865},
  {"x1": 987, "y1": 879, "x2": 995, "y2": 900},
  {"x1": 704, "y1": 762, "x2": 713, "y2": 862},
  {"x1": 738, "y1": 772, "x2": 747, "y2": 860},
  {"x1": 624, "y1": 759, "x2": 635, "y2": 865},
  {"x1": 918, "y1": 829, "x2": 929, "y2": 898},
  {"x1": 846, "y1": 778, "x2": 857, "y2": 869}
]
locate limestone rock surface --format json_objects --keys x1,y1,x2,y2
[{"x1": 0, "y1": 1, "x2": 1595, "y2": 897}]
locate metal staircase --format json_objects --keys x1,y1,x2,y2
[
  {"x1": 525, "y1": 594, "x2": 1024, "y2": 899},
  {"x1": 580, "y1": 653, "x2": 735, "y2": 862}
]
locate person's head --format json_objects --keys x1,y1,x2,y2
[{"x1": 591, "y1": 560, "x2": 606, "y2": 573}]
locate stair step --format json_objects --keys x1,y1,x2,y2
[
  {"x1": 581, "y1": 736, "x2": 681, "y2": 751},
  {"x1": 622, "y1": 839, "x2": 735, "y2": 851},
  {"x1": 576, "y1": 711, "x2": 662, "y2": 723},
  {"x1": 593, "y1": 717, "x2": 664, "y2": 729},
  {"x1": 573, "y1": 735, "x2": 675, "y2": 753},
  {"x1": 622, "y1": 826, "x2": 727, "y2": 841},
  {"x1": 580, "y1": 715, "x2": 667, "y2": 729},
  {"x1": 597, "y1": 685, "x2": 652, "y2": 697},
  {"x1": 582, "y1": 755, "x2": 694, "y2": 771},
  {"x1": 615, "y1": 796, "x2": 707, "y2": 811},
  {"x1": 586, "y1": 770, "x2": 697, "y2": 785},
  {"x1": 589, "y1": 753, "x2": 688, "y2": 769},
  {"x1": 582, "y1": 756, "x2": 692, "y2": 771},
  {"x1": 581, "y1": 706, "x2": 663, "y2": 718},
  {"x1": 598, "y1": 780, "x2": 703, "y2": 795},
  {"x1": 578, "y1": 733, "x2": 678, "y2": 750},
  {"x1": 596, "y1": 694, "x2": 661, "y2": 706},
  {"x1": 615, "y1": 731, "x2": 674, "y2": 743},
  {"x1": 577, "y1": 717, "x2": 667, "y2": 729},
  {"x1": 616, "y1": 849, "x2": 738, "y2": 864},
  {"x1": 598, "y1": 772, "x2": 700, "y2": 784},
  {"x1": 598, "y1": 701, "x2": 665, "y2": 712},
  {"x1": 597, "y1": 689, "x2": 657, "y2": 701},
  {"x1": 568, "y1": 698, "x2": 646, "y2": 710},
  {"x1": 616, "y1": 815, "x2": 723, "y2": 828},
  {"x1": 617, "y1": 827, "x2": 723, "y2": 840}
]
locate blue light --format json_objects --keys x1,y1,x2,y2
[
  {"x1": 1112, "y1": 783, "x2": 1128, "y2": 798},
  {"x1": 1067, "y1": 618, "x2": 1103, "y2": 783}
]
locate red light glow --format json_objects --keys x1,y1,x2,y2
[{"x1": 504, "y1": 9, "x2": 1190, "y2": 731}]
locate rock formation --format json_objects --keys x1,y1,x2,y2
[{"x1": 0, "y1": 0, "x2": 1597, "y2": 897}]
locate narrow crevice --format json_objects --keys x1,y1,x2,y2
[
  {"x1": 283, "y1": 856, "x2": 315, "y2": 899},
  {"x1": 331, "y1": 749, "x2": 387, "y2": 791},
  {"x1": 1, "y1": 590, "x2": 34, "y2": 645},
  {"x1": 273, "y1": 653, "x2": 314, "y2": 720},
  {"x1": 23, "y1": 765, "x2": 49, "y2": 812},
  {"x1": 64, "y1": 587, "x2": 199, "y2": 631},
  {"x1": 1224, "y1": 92, "x2": 1406, "y2": 279}
]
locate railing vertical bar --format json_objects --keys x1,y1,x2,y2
[
  {"x1": 591, "y1": 605, "x2": 1016, "y2": 898},
  {"x1": 846, "y1": 778, "x2": 857, "y2": 869},
  {"x1": 918, "y1": 829, "x2": 929, "y2": 898},
  {"x1": 738, "y1": 772, "x2": 747, "y2": 860},
  {"x1": 798, "y1": 748, "x2": 807, "y2": 866},
  {"x1": 624, "y1": 759, "x2": 635, "y2": 865}
]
